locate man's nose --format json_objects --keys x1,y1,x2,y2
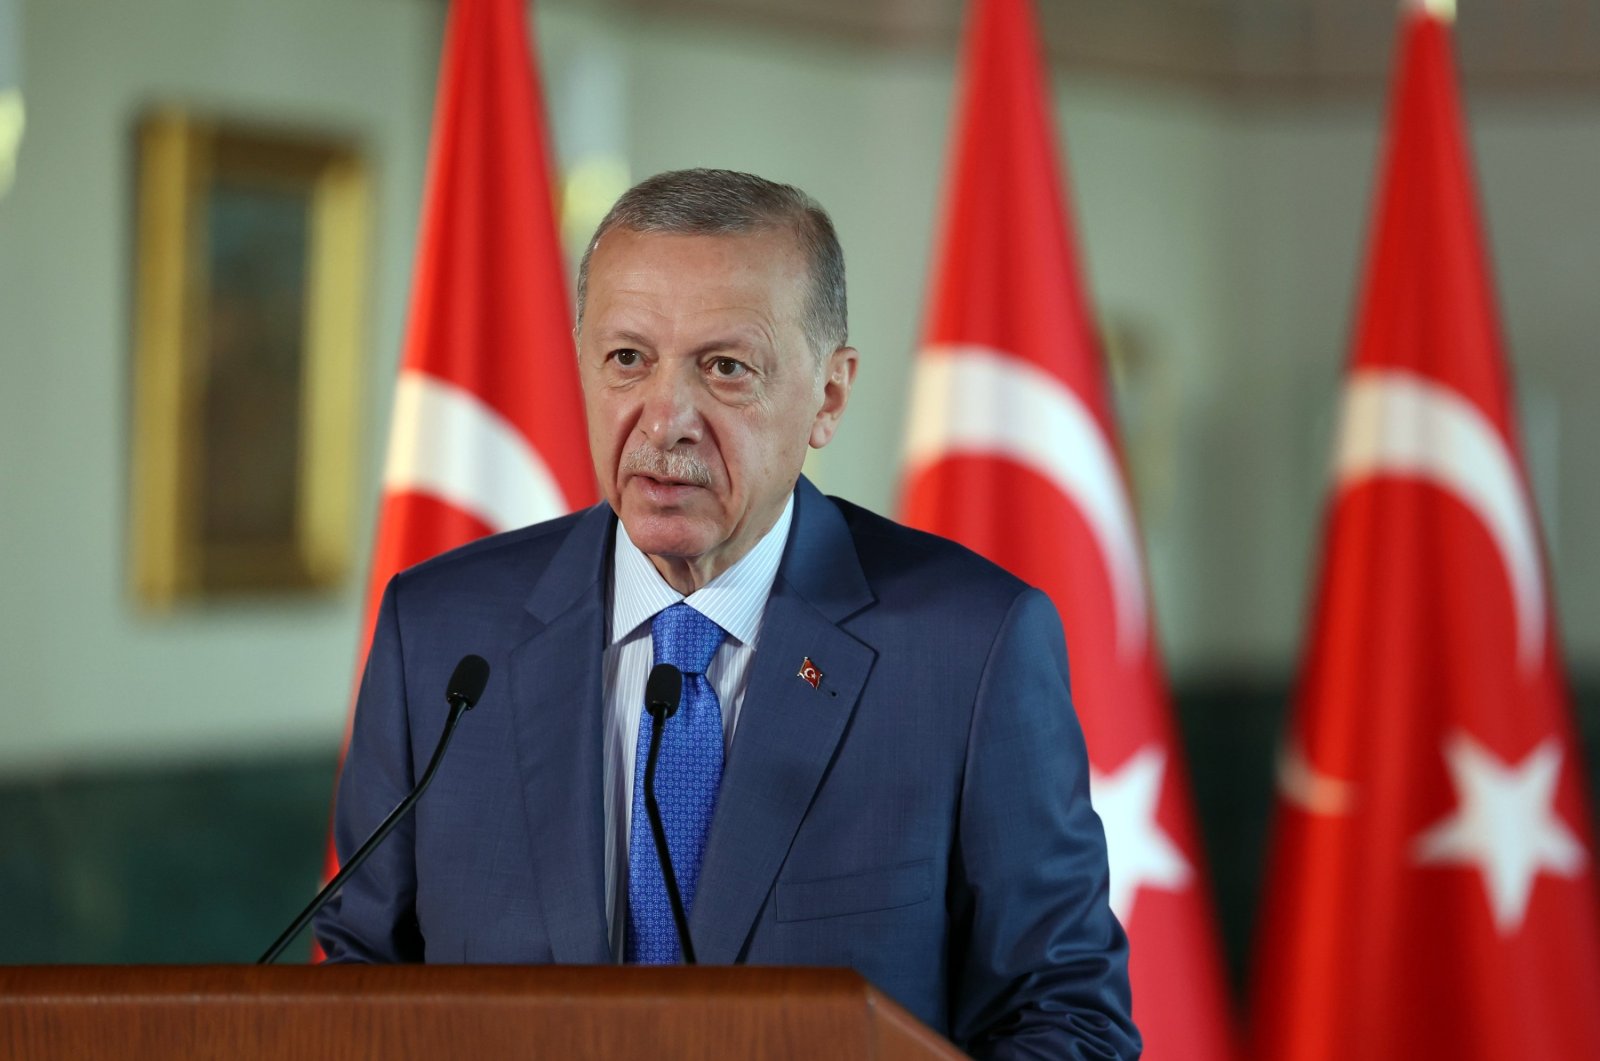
[{"x1": 638, "y1": 364, "x2": 704, "y2": 449}]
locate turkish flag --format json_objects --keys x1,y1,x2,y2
[
  {"x1": 1249, "y1": 8, "x2": 1600, "y2": 1059},
  {"x1": 316, "y1": 0, "x2": 595, "y2": 950},
  {"x1": 900, "y1": 1, "x2": 1236, "y2": 1056}
]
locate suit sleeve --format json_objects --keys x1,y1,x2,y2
[
  {"x1": 949, "y1": 588, "x2": 1140, "y2": 1059},
  {"x1": 313, "y1": 577, "x2": 426, "y2": 962}
]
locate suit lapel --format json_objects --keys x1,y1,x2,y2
[
  {"x1": 690, "y1": 479, "x2": 877, "y2": 963},
  {"x1": 507, "y1": 503, "x2": 615, "y2": 964}
]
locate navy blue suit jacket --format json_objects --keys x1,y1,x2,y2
[{"x1": 316, "y1": 478, "x2": 1138, "y2": 1059}]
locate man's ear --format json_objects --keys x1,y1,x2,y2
[{"x1": 809, "y1": 346, "x2": 859, "y2": 449}]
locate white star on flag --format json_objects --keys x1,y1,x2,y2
[
  {"x1": 1090, "y1": 744, "x2": 1192, "y2": 922},
  {"x1": 1413, "y1": 730, "x2": 1587, "y2": 935}
]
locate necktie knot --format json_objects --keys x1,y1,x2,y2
[{"x1": 652, "y1": 603, "x2": 725, "y2": 676}]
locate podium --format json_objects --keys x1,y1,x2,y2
[{"x1": 0, "y1": 965, "x2": 966, "y2": 1059}]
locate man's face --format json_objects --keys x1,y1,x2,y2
[{"x1": 578, "y1": 226, "x2": 855, "y2": 589}]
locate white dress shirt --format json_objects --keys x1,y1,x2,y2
[{"x1": 601, "y1": 493, "x2": 795, "y2": 958}]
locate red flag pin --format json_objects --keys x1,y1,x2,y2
[{"x1": 797, "y1": 657, "x2": 823, "y2": 689}]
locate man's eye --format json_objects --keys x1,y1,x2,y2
[
  {"x1": 610, "y1": 349, "x2": 641, "y2": 367},
  {"x1": 711, "y1": 357, "x2": 748, "y2": 379}
]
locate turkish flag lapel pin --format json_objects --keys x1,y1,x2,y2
[{"x1": 797, "y1": 657, "x2": 823, "y2": 689}]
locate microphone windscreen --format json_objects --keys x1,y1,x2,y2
[
  {"x1": 446, "y1": 654, "x2": 491, "y2": 708},
  {"x1": 646, "y1": 663, "x2": 683, "y2": 718}
]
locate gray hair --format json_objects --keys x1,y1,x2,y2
[{"x1": 575, "y1": 168, "x2": 848, "y2": 359}]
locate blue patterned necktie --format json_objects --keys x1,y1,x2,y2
[{"x1": 626, "y1": 602, "x2": 727, "y2": 963}]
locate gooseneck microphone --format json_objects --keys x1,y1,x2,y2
[
  {"x1": 641, "y1": 662, "x2": 697, "y2": 964},
  {"x1": 257, "y1": 654, "x2": 491, "y2": 964}
]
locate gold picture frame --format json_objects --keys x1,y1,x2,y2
[{"x1": 129, "y1": 109, "x2": 370, "y2": 606}]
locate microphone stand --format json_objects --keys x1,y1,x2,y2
[
  {"x1": 258, "y1": 694, "x2": 472, "y2": 964},
  {"x1": 643, "y1": 700, "x2": 697, "y2": 965}
]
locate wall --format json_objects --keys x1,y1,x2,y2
[{"x1": 0, "y1": 0, "x2": 441, "y2": 773}]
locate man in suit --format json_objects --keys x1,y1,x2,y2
[{"x1": 316, "y1": 169, "x2": 1139, "y2": 1059}]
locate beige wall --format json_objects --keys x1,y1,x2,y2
[
  {"x1": 0, "y1": 0, "x2": 441, "y2": 771},
  {"x1": 1, "y1": 0, "x2": 1595, "y2": 773}
]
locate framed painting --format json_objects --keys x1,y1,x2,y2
[{"x1": 129, "y1": 110, "x2": 370, "y2": 605}]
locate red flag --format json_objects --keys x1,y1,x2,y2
[
  {"x1": 1250, "y1": 5, "x2": 1600, "y2": 1058},
  {"x1": 318, "y1": 0, "x2": 595, "y2": 942},
  {"x1": 900, "y1": 1, "x2": 1236, "y2": 1055}
]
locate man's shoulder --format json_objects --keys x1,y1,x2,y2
[
  {"x1": 389, "y1": 505, "x2": 604, "y2": 601},
  {"x1": 825, "y1": 495, "x2": 1036, "y2": 613}
]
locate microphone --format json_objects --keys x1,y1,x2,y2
[
  {"x1": 258, "y1": 654, "x2": 491, "y2": 964},
  {"x1": 641, "y1": 662, "x2": 696, "y2": 964}
]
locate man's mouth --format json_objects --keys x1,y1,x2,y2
[{"x1": 630, "y1": 474, "x2": 704, "y2": 503}]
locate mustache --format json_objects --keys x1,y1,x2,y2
[{"x1": 621, "y1": 446, "x2": 713, "y2": 488}]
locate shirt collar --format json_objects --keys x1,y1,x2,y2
[{"x1": 609, "y1": 492, "x2": 795, "y2": 649}]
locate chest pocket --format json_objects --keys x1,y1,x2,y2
[{"x1": 774, "y1": 859, "x2": 934, "y2": 922}]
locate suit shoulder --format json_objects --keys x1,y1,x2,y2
[
  {"x1": 828, "y1": 496, "x2": 1035, "y2": 615},
  {"x1": 391, "y1": 506, "x2": 599, "y2": 597}
]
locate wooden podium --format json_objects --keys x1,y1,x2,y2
[{"x1": 0, "y1": 965, "x2": 966, "y2": 1059}]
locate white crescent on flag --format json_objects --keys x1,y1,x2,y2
[
  {"x1": 1334, "y1": 368, "x2": 1545, "y2": 670},
  {"x1": 905, "y1": 344, "x2": 1148, "y2": 658},
  {"x1": 383, "y1": 369, "x2": 571, "y2": 534}
]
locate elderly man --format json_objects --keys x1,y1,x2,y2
[{"x1": 317, "y1": 169, "x2": 1138, "y2": 1059}]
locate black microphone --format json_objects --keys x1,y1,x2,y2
[
  {"x1": 640, "y1": 662, "x2": 697, "y2": 964},
  {"x1": 258, "y1": 654, "x2": 491, "y2": 964}
]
